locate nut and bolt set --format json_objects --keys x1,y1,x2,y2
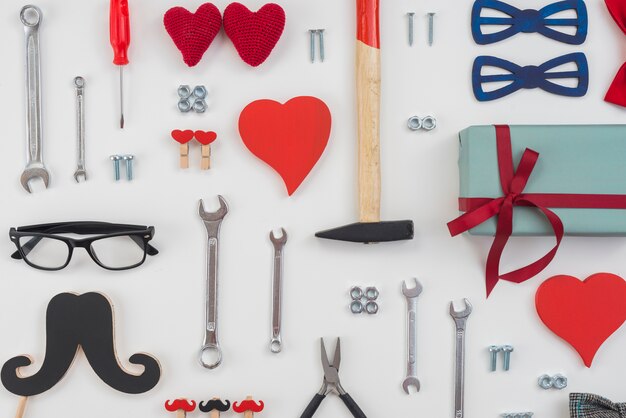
[
  {"x1": 349, "y1": 286, "x2": 379, "y2": 314},
  {"x1": 178, "y1": 85, "x2": 208, "y2": 113},
  {"x1": 488, "y1": 344, "x2": 514, "y2": 371},
  {"x1": 308, "y1": 29, "x2": 325, "y2": 63},
  {"x1": 406, "y1": 12, "x2": 436, "y2": 46},
  {"x1": 110, "y1": 154, "x2": 135, "y2": 181}
]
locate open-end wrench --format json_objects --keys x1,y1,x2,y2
[
  {"x1": 402, "y1": 278, "x2": 423, "y2": 394},
  {"x1": 269, "y1": 228, "x2": 287, "y2": 353},
  {"x1": 73, "y1": 77, "x2": 87, "y2": 182},
  {"x1": 450, "y1": 299, "x2": 473, "y2": 418},
  {"x1": 198, "y1": 196, "x2": 229, "y2": 369},
  {"x1": 20, "y1": 5, "x2": 50, "y2": 193}
]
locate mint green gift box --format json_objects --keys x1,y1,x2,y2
[{"x1": 458, "y1": 125, "x2": 626, "y2": 236}]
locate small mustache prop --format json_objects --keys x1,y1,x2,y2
[
  {"x1": 199, "y1": 398, "x2": 231, "y2": 412},
  {"x1": 165, "y1": 398, "x2": 197, "y2": 418},
  {"x1": 1, "y1": 292, "x2": 161, "y2": 397},
  {"x1": 233, "y1": 397, "x2": 265, "y2": 418},
  {"x1": 570, "y1": 393, "x2": 626, "y2": 417}
]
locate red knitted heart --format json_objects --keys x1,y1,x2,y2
[
  {"x1": 164, "y1": 3, "x2": 222, "y2": 67},
  {"x1": 223, "y1": 3, "x2": 285, "y2": 67},
  {"x1": 171, "y1": 129, "x2": 195, "y2": 144},
  {"x1": 195, "y1": 131, "x2": 217, "y2": 145}
]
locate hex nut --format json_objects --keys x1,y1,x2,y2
[
  {"x1": 192, "y1": 85, "x2": 207, "y2": 99},
  {"x1": 178, "y1": 85, "x2": 192, "y2": 99},
  {"x1": 538, "y1": 374, "x2": 553, "y2": 389},
  {"x1": 178, "y1": 99, "x2": 192, "y2": 113},
  {"x1": 364, "y1": 286, "x2": 379, "y2": 300},
  {"x1": 193, "y1": 99, "x2": 208, "y2": 113},
  {"x1": 422, "y1": 115, "x2": 437, "y2": 131},
  {"x1": 407, "y1": 116, "x2": 422, "y2": 131},
  {"x1": 349, "y1": 286, "x2": 363, "y2": 300},
  {"x1": 350, "y1": 300, "x2": 364, "y2": 314},
  {"x1": 365, "y1": 301, "x2": 379, "y2": 314},
  {"x1": 552, "y1": 374, "x2": 567, "y2": 390}
]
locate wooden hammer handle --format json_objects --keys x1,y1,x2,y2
[{"x1": 356, "y1": 0, "x2": 381, "y2": 223}]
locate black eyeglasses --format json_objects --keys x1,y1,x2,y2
[{"x1": 9, "y1": 222, "x2": 159, "y2": 271}]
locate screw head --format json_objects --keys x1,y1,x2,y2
[
  {"x1": 501, "y1": 345, "x2": 514, "y2": 353},
  {"x1": 123, "y1": 154, "x2": 134, "y2": 161},
  {"x1": 488, "y1": 345, "x2": 501, "y2": 353},
  {"x1": 110, "y1": 155, "x2": 121, "y2": 161}
]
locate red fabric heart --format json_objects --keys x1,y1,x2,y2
[
  {"x1": 239, "y1": 96, "x2": 331, "y2": 195},
  {"x1": 195, "y1": 131, "x2": 217, "y2": 145},
  {"x1": 171, "y1": 129, "x2": 195, "y2": 144},
  {"x1": 535, "y1": 273, "x2": 626, "y2": 367},
  {"x1": 164, "y1": 3, "x2": 222, "y2": 67},
  {"x1": 223, "y1": 3, "x2": 285, "y2": 67}
]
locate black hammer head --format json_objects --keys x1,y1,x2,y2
[{"x1": 315, "y1": 221, "x2": 414, "y2": 244}]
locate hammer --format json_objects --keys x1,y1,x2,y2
[{"x1": 315, "y1": 0, "x2": 414, "y2": 243}]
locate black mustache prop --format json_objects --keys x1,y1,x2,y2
[
  {"x1": 1, "y1": 292, "x2": 161, "y2": 396},
  {"x1": 199, "y1": 399, "x2": 231, "y2": 412}
]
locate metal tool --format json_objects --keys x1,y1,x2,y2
[
  {"x1": 300, "y1": 338, "x2": 367, "y2": 418},
  {"x1": 198, "y1": 196, "x2": 229, "y2": 369},
  {"x1": 427, "y1": 13, "x2": 435, "y2": 46},
  {"x1": 402, "y1": 278, "x2": 422, "y2": 394},
  {"x1": 110, "y1": 0, "x2": 130, "y2": 129},
  {"x1": 407, "y1": 12, "x2": 415, "y2": 46},
  {"x1": 269, "y1": 227, "x2": 287, "y2": 353},
  {"x1": 73, "y1": 77, "x2": 87, "y2": 182},
  {"x1": 450, "y1": 299, "x2": 472, "y2": 418},
  {"x1": 20, "y1": 5, "x2": 50, "y2": 193}
]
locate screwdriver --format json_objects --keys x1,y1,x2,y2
[{"x1": 109, "y1": 0, "x2": 130, "y2": 129}]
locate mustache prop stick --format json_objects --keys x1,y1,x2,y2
[
  {"x1": 1, "y1": 292, "x2": 162, "y2": 418},
  {"x1": 233, "y1": 397, "x2": 265, "y2": 418},
  {"x1": 199, "y1": 398, "x2": 231, "y2": 418},
  {"x1": 165, "y1": 399, "x2": 197, "y2": 418}
]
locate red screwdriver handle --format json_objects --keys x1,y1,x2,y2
[{"x1": 110, "y1": 0, "x2": 130, "y2": 66}]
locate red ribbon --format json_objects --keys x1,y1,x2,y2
[
  {"x1": 447, "y1": 125, "x2": 626, "y2": 297},
  {"x1": 605, "y1": 0, "x2": 626, "y2": 107}
]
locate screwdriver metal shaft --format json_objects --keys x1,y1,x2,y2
[{"x1": 119, "y1": 67, "x2": 124, "y2": 129}]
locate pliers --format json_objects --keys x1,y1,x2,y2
[{"x1": 299, "y1": 338, "x2": 366, "y2": 418}]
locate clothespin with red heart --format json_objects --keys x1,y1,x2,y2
[
  {"x1": 165, "y1": 399, "x2": 197, "y2": 418},
  {"x1": 195, "y1": 130, "x2": 218, "y2": 170},
  {"x1": 232, "y1": 396, "x2": 264, "y2": 418},
  {"x1": 170, "y1": 130, "x2": 195, "y2": 169}
]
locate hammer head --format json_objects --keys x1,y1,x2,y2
[{"x1": 315, "y1": 220, "x2": 414, "y2": 244}]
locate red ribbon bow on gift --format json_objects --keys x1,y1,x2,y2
[
  {"x1": 448, "y1": 125, "x2": 626, "y2": 297},
  {"x1": 605, "y1": 0, "x2": 626, "y2": 107}
]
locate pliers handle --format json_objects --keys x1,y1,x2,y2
[{"x1": 300, "y1": 392, "x2": 366, "y2": 418}]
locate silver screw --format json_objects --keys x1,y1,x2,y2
[
  {"x1": 110, "y1": 155, "x2": 122, "y2": 181},
  {"x1": 309, "y1": 29, "x2": 317, "y2": 63},
  {"x1": 318, "y1": 29, "x2": 325, "y2": 62},
  {"x1": 427, "y1": 12, "x2": 435, "y2": 46},
  {"x1": 407, "y1": 12, "x2": 415, "y2": 46},
  {"x1": 123, "y1": 154, "x2": 134, "y2": 181},
  {"x1": 501, "y1": 345, "x2": 514, "y2": 371},
  {"x1": 488, "y1": 345, "x2": 501, "y2": 372}
]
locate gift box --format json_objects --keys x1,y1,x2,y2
[{"x1": 448, "y1": 124, "x2": 626, "y2": 296}]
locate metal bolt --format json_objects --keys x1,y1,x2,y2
[
  {"x1": 501, "y1": 345, "x2": 513, "y2": 371},
  {"x1": 427, "y1": 12, "x2": 435, "y2": 46},
  {"x1": 488, "y1": 345, "x2": 501, "y2": 372},
  {"x1": 123, "y1": 154, "x2": 134, "y2": 181},
  {"x1": 110, "y1": 155, "x2": 121, "y2": 181},
  {"x1": 318, "y1": 29, "x2": 325, "y2": 62},
  {"x1": 407, "y1": 12, "x2": 415, "y2": 46},
  {"x1": 309, "y1": 29, "x2": 317, "y2": 63}
]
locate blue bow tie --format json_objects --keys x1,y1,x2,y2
[
  {"x1": 472, "y1": 53, "x2": 589, "y2": 101},
  {"x1": 472, "y1": 0, "x2": 588, "y2": 45}
]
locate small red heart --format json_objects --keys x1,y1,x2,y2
[
  {"x1": 171, "y1": 129, "x2": 195, "y2": 144},
  {"x1": 164, "y1": 3, "x2": 222, "y2": 67},
  {"x1": 239, "y1": 96, "x2": 331, "y2": 195},
  {"x1": 223, "y1": 3, "x2": 285, "y2": 67},
  {"x1": 195, "y1": 131, "x2": 217, "y2": 145},
  {"x1": 535, "y1": 273, "x2": 626, "y2": 367}
]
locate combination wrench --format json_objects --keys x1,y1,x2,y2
[
  {"x1": 20, "y1": 5, "x2": 50, "y2": 192},
  {"x1": 402, "y1": 278, "x2": 422, "y2": 394},
  {"x1": 198, "y1": 196, "x2": 228, "y2": 369},
  {"x1": 450, "y1": 298, "x2": 472, "y2": 418},
  {"x1": 73, "y1": 77, "x2": 87, "y2": 182},
  {"x1": 269, "y1": 228, "x2": 287, "y2": 353}
]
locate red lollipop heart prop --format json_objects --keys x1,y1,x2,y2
[
  {"x1": 223, "y1": 3, "x2": 285, "y2": 67},
  {"x1": 195, "y1": 131, "x2": 217, "y2": 145},
  {"x1": 164, "y1": 3, "x2": 222, "y2": 67},
  {"x1": 171, "y1": 129, "x2": 195, "y2": 144},
  {"x1": 238, "y1": 96, "x2": 331, "y2": 195},
  {"x1": 535, "y1": 273, "x2": 626, "y2": 367}
]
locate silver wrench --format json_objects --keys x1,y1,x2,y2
[
  {"x1": 402, "y1": 278, "x2": 422, "y2": 394},
  {"x1": 20, "y1": 5, "x2": 50, "y2": 193},
  {"x1": 73, "y1": 77, "x2": 87, "y2": 182},
  {"x1": 450, "y1": 299, "x2": 473, "y2": 418},
  {"x1": 198, "y1": 196, "x2": 228, "y2": 369},
  {"x1": 269, "y1": 228, "x2": 287, "y2": 353}
]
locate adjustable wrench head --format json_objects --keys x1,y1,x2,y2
[
  {"x1": 198, "y1": 195, "x2": 229, "y2": 222},
  {"x1": 402, "y1": 278, "x2": 423, "y2": 299},
  {"x1": 269, "y1": 227, "x2": 287, "y2": 248},
  {"x1": 449, "y1": 298, "x2": 473, "y2": 319},
  {"x1": 20, "y1": 167, "x2": 49, "y2": 193}
]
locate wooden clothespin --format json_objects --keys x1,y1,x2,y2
[
  {"x1": 199, "y1": 398, "x2": 231, "y2": 418},
  {"x1": 165, "y1": 399, "x2": 197, "y2": 418},
  {"x1": 170, "y1": 130, "x2": 195, "y2": 169},
  {"x1": 195, "y1": 131, "x2": 218, "y2": 170},
  {"x1": 233, "y1": 396, "x2": 264, "y2": 418}
]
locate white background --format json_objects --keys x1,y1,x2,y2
[{"x1": 0, "y1": 0, "x2": 625, "y2": 417}]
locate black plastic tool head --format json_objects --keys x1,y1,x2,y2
[{"x1": 315, "y1": 220, "x2": 414, "y2": 244}]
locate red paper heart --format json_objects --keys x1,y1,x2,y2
[
  {"x1": 195, "y1": 130, "x2": 217, "y2": 145},
  {"x1": 171, "y1": 129, "x2": 195, "y2": 144},
  {"x1": 239, "y1": 96, "x2": 331, "y2": 195},
  {"x1": 535, "y1": 273, "x2": 626, "y2": 367},
  {"x1": 223, "y1": 3, "x2": 285, "y2": 67},
  {"x1": 164, "y1": 3, "x2": 222, "y2": 67}
]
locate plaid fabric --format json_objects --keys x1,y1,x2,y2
[{"x1": 570, "y1": 393, "x2": 626, "y2": 418}]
